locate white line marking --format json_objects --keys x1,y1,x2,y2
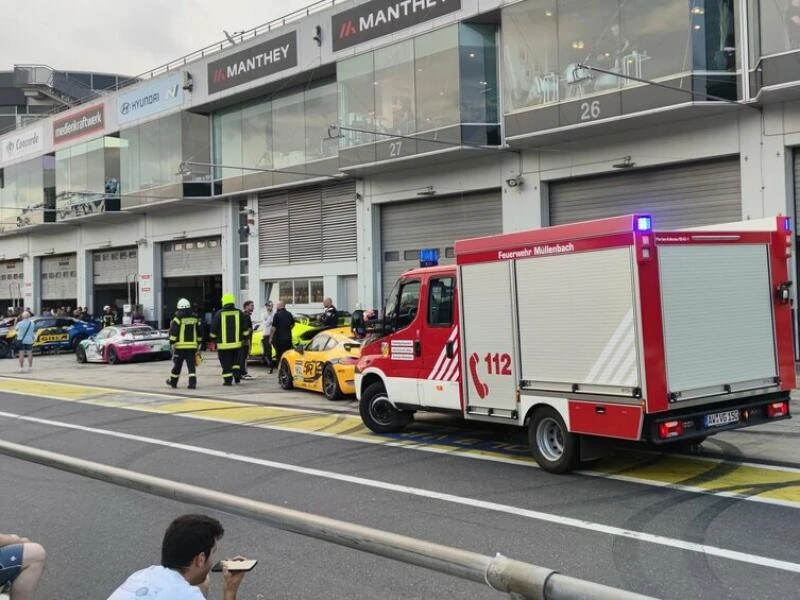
[{"x1": 1, "y1": 409, "x2": 800, "y2": 574}]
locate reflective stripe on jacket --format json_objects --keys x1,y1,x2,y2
[
  {"x1": 210, "y1": 307, "x2": 250, "y2": 350},
  {"x1": 169, "y1": 314, "x2": 199, "y2": 350}
]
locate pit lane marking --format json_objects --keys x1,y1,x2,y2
[{"x1": 1, "y1": 378, "x2": 799, "y2": 508}]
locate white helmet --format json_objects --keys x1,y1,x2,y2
[
  {"x1": 103, "y1": 305, "x2": 111, "y2": 311},
  {"x1": 177, "y1": 298, "x2": 191, "y2": 310}
]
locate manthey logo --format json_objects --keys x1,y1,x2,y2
[
  {"x1": 332, "y1": 0, "x2": 462, "y2": 51},
  {"x1": 207, "y1": 31, "x2": 298, "y2": 94},
  {"x1": 0, "y1": 126, "x2": 44, "y2": 163},
  {"x1": 118, "y1": 73, "x2": 184, "y2": 125},
  {"x1": 53, "y1": 105, "x2": 105, "y2": 144}
]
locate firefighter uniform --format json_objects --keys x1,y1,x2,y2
[
  {"x1": 210, "y1": 293, "x2": 251, "y2": 386},
  {"x1": 167, "y1": 299, "x2": 200, "y2": 389}
]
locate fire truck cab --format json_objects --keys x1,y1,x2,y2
[{"x1": 355, "y1": 215, "x2": 794, "y2": 473}]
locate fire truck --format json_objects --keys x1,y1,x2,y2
[{"x1": 355, "y1": 214, "x2": 795, "y2": 473}]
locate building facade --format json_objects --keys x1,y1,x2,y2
[{"x1": 0, "y1": 0, "x2": 798, "y2": 339}]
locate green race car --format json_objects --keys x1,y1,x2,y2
[{"x1": 248, "y1": 312, "x2": 352, "y2": 364}]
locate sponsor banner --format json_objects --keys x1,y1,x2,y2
[
  {"x1": 118, "y1": 72, "x2": 184, "y2": 125},
  {"x1": 53, "y1": 104, "x2": 105, "y2": 144},
  {"x1": 207, "y1": 31, "x2": 298, "y2": 94},
  {"x1": 332, "y1": 0, "x2": 461, "y2": 52},
  {"x1": 0, "y1": 126, "x2": 44, "y2": 164}
]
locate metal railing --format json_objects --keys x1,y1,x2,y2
[{"x1": 0, "y1": 440, "x2": 657, "y2": 600}]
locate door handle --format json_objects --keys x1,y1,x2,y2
[
  {"x1": 414, "y1": 340, "x2": 421, "y2": 357},
  {"x1": 446, "y1": 340, "x2": 455, "y2": 359}
]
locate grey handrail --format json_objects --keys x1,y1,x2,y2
[{"x1": 0, "y1": 440, "x2": 658, "y2": 600}]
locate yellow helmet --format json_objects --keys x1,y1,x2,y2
[{"x1": 221, "y1": 293, "x2": 236, "y2": 306}]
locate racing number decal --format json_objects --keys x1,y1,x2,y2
[
  {"x1": 303, "y1": 361, "x2": 316, "y2": 378},
  {"x1": 469, "y1": 352, "x2": 512, "y2": 399}
]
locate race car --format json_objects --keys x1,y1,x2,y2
[
  {"x1": 277, "y1": 326, "x2": 361, "y2": 400},
  {"x1": 0, "y1": 317, "x2": 18, "y2": 357},
  {"x1": 6, "y1": 316, "x2": 101, "y2": 355},
  {"x1": 75, "y1": 324, "x2": 171, "y2": 364},
  {"x1": 249, "y1": 311, "x2": 353, "y2": 364}
]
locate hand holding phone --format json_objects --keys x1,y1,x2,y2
[{"x1": 211, "y1": 557, "x2": 258, "y2": 572}]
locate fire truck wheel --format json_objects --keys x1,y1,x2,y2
[
  {"x1": 360, "y1": 382, "x2": 413, "y2": 433},
  {"x1": 528, "y1": 406, "x2": 579, "y2": 474}
]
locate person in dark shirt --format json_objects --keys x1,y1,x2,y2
[
  {"x1": 319, "y1": 297, "x2": 337, "y2": 328},
  {"x1": 269, "y1": 301, "x2": 295, "y2": 374},
  {"x1": 239, "y1": 300, "x2": 254, "y2": 380}
]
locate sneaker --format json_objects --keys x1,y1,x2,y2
[{"x1": 241, "y1": 373, "x2": 254, "y2": 380}]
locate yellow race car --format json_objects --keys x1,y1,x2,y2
[
  {"x1": 277, "y1": 326, "x2": 361, "y2": 400},
  {"x1": 249, "y1": 311, "x2": 352, "y2": 363}
]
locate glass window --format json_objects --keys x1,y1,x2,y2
[
  {"x1": 692, "y1": 0, "x2": 736, "y2": 71},
  {"x1": 130, "y1": 249, "x2": 137, "y2": 258},
  {"x1": 174, "y1": 243, "x2": 183, "y2": 251},
  {"x1": 384, "y1": 251, "x2": 400, "y2": 262},
  {"x1": 310, "y1": 279, "x2": 324, "y2": 303},
  {"x1": 241, "y1": 101, "x2": 273, "y2": 171},
  {"x1": 214, "y1": 107, "x2": 243, "y2": 181},
  {"x1": 294, "y1": 279, "x2": 309, "y2": 304},
  {"x1": 305, "y1": 81, "x2": 339, "y2": 162},
  {"x1": 428, "y1": 277, "x2": 455, "y2": 326},
  {"x1": 445, "y1": 247, "x2": 455, "y2": 258},
  {"x1": 403, "y1": 249, "x2": 419, "y2": 260},
  {"x1": 272, "y1": 92, "x2": 306, "y2": 169},
  {"x1": 385, "y1": 279, "x2": 421, "y2": 331},
  {"x1": 138, "y1": 119, "x2": 161, "y2": 189},
  {"x1": 338, "y1": 53, "x2": 376, "y2": 148},
  {"x1": 760, "y1": 0, "x2": 797, "y2": 56},
  {"x1": 279, "y1": 280, "x2": 293, "y2": 303},
  {"x1": 460, "y1": 24, "x2": 499, "y2": 125},
  {"x1": 308, "y1": 334, "x2": 330, "y2": 352},
  {"x1": 374, "y1": 40, "x2": 415, "y2": 136},
  {"x1": 240, "y1": 275, "x2": 249, "y2": 290},
  {"x1": 415, "y1": 27, "x2": 460, "y2": 132}
]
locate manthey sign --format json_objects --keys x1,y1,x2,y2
[
  {"x1": 118, "y1": 73, "x2": 184, "y2": 125},
  {"x1": 0, "y1": 126, "x2": 44, "y2": 164},
  {"x1": 53, "y1": 104, "x2": 105, "y2": 144},
  {"x1": 207, "y1": 31, "x2": 298, "y2": 94},
  {"x1": 332, "y1": 0, "x2": 461, "y2": 51}
]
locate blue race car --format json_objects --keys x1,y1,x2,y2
[{"x1": 7, "y1": 316, "x2": 102, "y2": 355}]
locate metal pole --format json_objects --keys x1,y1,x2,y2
[{"x1": 0, "y1": 440, "x2": 656, "y2": 600}]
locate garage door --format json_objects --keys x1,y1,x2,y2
[
  {"x1": 162, "y1": 236, "x2": 222, "y2": 278},
  {"x1": 93, "y1": 247, "x2": 138, "y2": 285},
  {"x1": 0, "y1": 260, "x2": 23, "y2": 307},
  {"x1": 380, "y1": 190, "x2": 502, "y2": 300},
  {"x1": 41, "y1": 254, "x2": 77, "y2": 301},
  {"x1": 549, "y1": 157, "x2": 741, "y2": 228}
]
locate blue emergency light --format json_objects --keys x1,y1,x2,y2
[
  {"x1": 784, "y1": 217, "x2": 793, "y2": 232},
  {"x1": 419, "y1": 248, "x2": 440, "y2": 267},
  {"x1": 635, "y1": 215, "x2": 652, "y2": 232}
]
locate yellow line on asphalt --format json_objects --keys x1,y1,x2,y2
[{"x1": 2, "y1": 378, "x2": 799, "y2": 506}]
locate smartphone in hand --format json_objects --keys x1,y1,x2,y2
[{"x1": 211, "y1": 559, "x2": 258, "y2": 572}]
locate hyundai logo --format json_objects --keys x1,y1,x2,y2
[
  {"x1": 5, "y1": 141, "x2": 13, "y2": 154},
  {"x1": 121, "y1": 102, "x2": 131, "y2": 115}
]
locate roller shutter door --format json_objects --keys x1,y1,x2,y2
[
  {"x1": 549, "y1": 157, "x2": 741, "y2": 228},
  {"x1": 162, "y1": 236, "x2": 222, "y2": 278},
  {"x1": 0, "y1": 260, "x2": 23, "y2": 306},
  {"x1": 41, "y1": 254, "x2": 77, "y2": 301},
  {"x1": 380, "y1": 190, "x2": 502, "y2": 300},
  {"x1": 258, "y1": 180, "x2": 357, "y2": 265},
  {"x1": 93, "y1": 247, "x2": 138, "y2": 285}
]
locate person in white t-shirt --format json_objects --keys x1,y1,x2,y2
[
  {"x1": 106, "y1": 514, "x2": 249, "y2": 600},
  {"x1": 261, "y1": 301, "x2": 275, "y2": 368}
]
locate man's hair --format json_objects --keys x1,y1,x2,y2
[
  {"x1": 161, "y1": 514, "x2": 224, "y2": 570},
  {"x1": 243, "y1": 300, "x2": 254, "y2": 310}
]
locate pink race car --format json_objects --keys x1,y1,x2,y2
[{"x1": 75, "y1": 325, "x2": 172, "y2": 364}]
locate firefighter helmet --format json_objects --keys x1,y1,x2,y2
[
  {"x1": 221, "y1": 293, "x2": 236, "y2": 306},
  {"x1": 177, "y1": 298, "x2": 191, "y2": 310}
]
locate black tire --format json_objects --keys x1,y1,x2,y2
[
  {"x1": 107, "y1": 346, "x2": 120, "y2": 365},
  {"x1": 322, "y1": 364, "x2": 343, "y2": 401},
  {"x1": 0, "y1": 340, "x2": 9, "y2": 359},
  {"x1": 76, "y1": 346, "x2": 87, "y2": 364},
  {"x1": 71, "y1": 334, "x2": 87, "y2": 351},
  {"x1": 278, "y1": 360, "x2": 293, "y2": 390},
  {"x1": 359, "y1": 382, "x2": 413, "y2": 433},
  {"x1": 528, "y1": 406, "x2": 579, "y2": 474}
]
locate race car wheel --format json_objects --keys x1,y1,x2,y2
[
  {"x1": 322, "y1": 364, "x2": 343, "y2": 401},
  {"x1": 359, "y1": 382, "x2": 413, "y2": 434},
  {"x1": 107, "y1": 347, "x2": 120, "y2": 365},
  {"x1": 528, "y1": 406, "x2": 579, "y2": 474},
  {"x1": 75, "y1": 346, "x2": 87, "y2": 364},
  {"x1": 71, "y1": 334, "x2": 87, "y2": 351},
  {"x1": 278, "y1": 360, "x2": 293, "y2": 390}
]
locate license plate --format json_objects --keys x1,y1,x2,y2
[{"x1": 704, "y1": 409, "x2": 739, "y2": 428}]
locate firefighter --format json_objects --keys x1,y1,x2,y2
[
  {"x1": 102, "y1": 305, "x2": 116, "y2": 327},
  {"x1": 166, "y1": 298, "x2": 200, "y2": 390},
  {"x1": 210, "y1": 293, "x2": 251, "y2": 386}
]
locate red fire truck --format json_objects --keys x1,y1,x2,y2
[{"x1": 355, "y1": 214, "x2": 795, "y2": 473}]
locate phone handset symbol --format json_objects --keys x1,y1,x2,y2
[{"x1": 468, "y1": 352, "x2": 489, "y2": 399}]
